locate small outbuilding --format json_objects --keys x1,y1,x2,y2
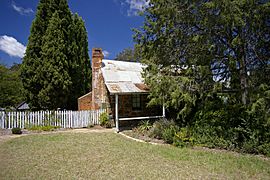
[
  {"x1": 78, "y1": 48, "x2": 165, "y2": 131},
  {"x1": 16, "y1": 101, "x2": 30, "y2": 111}
]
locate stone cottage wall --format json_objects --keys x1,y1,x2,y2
[{"x1": 108, "y1": 94, "x2": 162, "y2": 118}]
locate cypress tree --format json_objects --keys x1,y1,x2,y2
[
  {"x1": 39, "y1": 11, "x2": 72, "y2": 109},
  {"x1": 67, "y1": 13, "x2": 91, "y2": 109},
  {"x1": 21, "y1": 0, "x2": 52, "y2": 109},
  {"x1": 21, "y1": 0, "x2": 92, "y2": 110}
]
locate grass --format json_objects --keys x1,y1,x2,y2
[{"x1": 0, "y1": 132, "x2": 269, "y2": 179}]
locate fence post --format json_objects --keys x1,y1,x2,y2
[{"x1": 0, "y1": 112, "x2": 4, "y2": 128}]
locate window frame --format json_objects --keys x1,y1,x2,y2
[{"x1": 132, "y1": 94, "x2": 141, "y2": 110}]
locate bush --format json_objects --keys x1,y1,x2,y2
[
  {"x1": 149, "y1": 119, "x2": 178, "y2": 139},
  {"x1": 258, "y1": 143, "x2": 270, "y2": 157},
  {"x1": 173, "y1": 128, "x2": 194, "y2": 147},
  {"x1": 138, "y1": 120, "x2": 152, "y2": 133},
  {"x1": 28, "y1": 125, "x2": 59, "y2": 131},
  {"x1": 87, "y1": 123, "x2": 94, "y2": 128},
  {"x1": 162, "y1": 127, "x2": 178, "y2": 144},
  {"x1": 12, "y1": 127, "x2": 22, "y2": 134},
  {"x1": 143, "y1": 119, "x2": 180, "y2": 144},
  {"x1": 99, "y1": 112, "x2": 111, "y2": 128}
]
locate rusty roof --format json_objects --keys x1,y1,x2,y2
[{"x1": 101, "y1": 59, "x2": 149, "y2": 94}]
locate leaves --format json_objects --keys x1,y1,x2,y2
[
  {"x1": 134, "y1": 0, "x2": 270, "y2": 123},
  {"x1": 0, "y1": 64, "x2": 24, "y2": 108},
  {"x1": 21, "y1": 0, "x2": 91, "y2": 110}
]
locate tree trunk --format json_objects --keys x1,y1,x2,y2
[{"x1": 239, "y1": 49, "x2": 248, "y2": 105}]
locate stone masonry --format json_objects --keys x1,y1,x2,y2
[{"x1": 78, "y1": 48, "x2": 162, "y2": 120}]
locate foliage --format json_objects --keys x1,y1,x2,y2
[
  {"x1": 134, "y1": 0, "x2": 270, "y2": 155},
  {"x1": 21, "y1": 0, "x2": 91, "y2": 110},
  {"x1": 68, "y1": 13, "x2": 92, "y2": 109},
  {"x1": 173, "y1": 128, "x2": 194, "y2": 148},
  {"x1": 149, "y1": 119, "x2": 177, "y2": 139},
  {"x1": 138, "y1": 120, "x2": 152, "y2": 133},
  {"x1": 99, "y1": 112, "x2": 111, "y2": 128},
  {"x1": 161, "y1": 126, "x2": 179, "y2": 144},
  {"x1": 192, "y1": 93, "x2": 270, "y2": 155},
  {"x1": 0, "y1": 64, "x2": 24, "y2": 108},
  {"x1": 87, "y1": 123, "x2": 94, "y2": 128},
  {"x1": 28, "y1": 125, "x2": 59, "y2": 131},
  {"x1": 115, "y1": 46, "x2": 141, "y2": 62},
  {"x1": 11, "y1": 127, "x2": 22, "y2": 135},
  {"x1": 38, "y1": 11, "x2": 72, "y2": 109},
  {"x1": 148, "y1": 119, "x2": 180, "y2": 144},
  {"x1": 134, "y1": 0, "x2": 270, "y2": 118}
]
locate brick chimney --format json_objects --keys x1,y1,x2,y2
[{"x1": 91, "y1": 48, "x2": 104, "y2": 110}]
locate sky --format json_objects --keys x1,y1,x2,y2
[{"x1": 0, "y1": 0, "x2": 149, "y2": 66}]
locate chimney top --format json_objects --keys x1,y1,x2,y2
[{"x1": 92, "y1": 48, "x2": 103, "y2": 58}]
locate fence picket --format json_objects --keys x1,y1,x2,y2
[{"x1": 1, "y1": 109, "x2": 105, "y2": 129}]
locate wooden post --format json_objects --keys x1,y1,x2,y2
[
  {"x1": 162, "y1": 96, "x2": 166, "y2": 118},
  {"x1": 162, "y1": 105, "x2": 165, "y2": 118},
  {"x1": 115, "y1": 94, "x2": 119, "y2": 132}
]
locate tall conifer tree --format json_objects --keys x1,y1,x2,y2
[
  {"x1": 67, "y1": 13, "x2": 91, "y2": 109},
  {"x1": 21, "y1": 0, "x2": 53, "y2": 109},
  {"x1": 38, "y1": 11, "x2": 72, "y2": 109},
  {"x1": 21, "y1": 0, "x2": 91, "y2": 110}
]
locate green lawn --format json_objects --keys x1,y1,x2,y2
[{"x1": 0, "y1": 131, "x2": 269, "y2": 179}]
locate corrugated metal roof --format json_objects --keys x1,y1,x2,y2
[{"x1": 101, "y1": 59, "x2": 149, "y2": 94}]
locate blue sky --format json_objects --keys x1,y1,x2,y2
[{"x1": 0, "y1": 0, "x2": 148, "y2": 66}]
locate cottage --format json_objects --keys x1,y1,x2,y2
[{"x1": 78, "y1": 48, "x2": 165, "y2": 131}]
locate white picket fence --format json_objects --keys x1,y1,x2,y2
[{"x1": 0, "y1": 110, "x2": 105, "y2": 129}]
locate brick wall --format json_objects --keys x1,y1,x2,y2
[{"x1": 78, "y1": 92, "x2": 92, "y2": 110}]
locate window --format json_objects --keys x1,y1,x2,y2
[{"x1": 132, "y1": 94, "x2": 141, "y2": 110}]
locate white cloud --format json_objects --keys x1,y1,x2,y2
[
  {"x1": 0, "y1": 35, "x2": 26, "y2": 58},
  {"x1": 116, "y1": 0, "x2": 150, "y2": 16},
  {"x1": 102, "y1": 50, "x2": 110, "y2": 58},
  {"x1": 126, "y1": 0, "x2": 150, "y2": 16},
  {"x1": 11, "y1": 1, "x2": 34, "y2": 15}
]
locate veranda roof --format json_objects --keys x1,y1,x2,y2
[{"x1": 101, "y1": 59, "x2": 149, "y2": 94}]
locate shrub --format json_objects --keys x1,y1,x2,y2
[
  {"x1": 147, "y1": 119, "x2": 180, "y2": 144},
  {"x1": 138, "y1": 120, "x2": 152, "y2": 133},
  {"x1": 28, "y1": 125, "x2": 59, "y2": 131},
  {"x1": 87, "y1": 123, "x2": 94, "y2": 128},
  {"x1": 12, "y1": 127, "x2": 22, "y2": 134},
  {"x1": 99, "y1": 112, "x2": 111, "y2": 128},
  {"x1": 149, "y1": 119, "x2": 177, "y2": 139},
  {"x1": 258, "y1": 143, "x2": 270, "y2": 157},
  {"x1": 162, "y1": 125, "x2": 179, "y2": 144},
  {"x1": 173, "y1": 128, "x2": 194, "y2": 147}
]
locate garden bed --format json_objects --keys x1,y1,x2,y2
[{"x1": 122, "y1": 130, "x2": 165, "y2": 144}]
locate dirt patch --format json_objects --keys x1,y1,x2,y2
[{"x1": 193, "y1": 146, "x2": 270, "y2": 161}]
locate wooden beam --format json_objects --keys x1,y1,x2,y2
[{"x1": 119, "y1": 116, "x2": 163, "y2": 121}]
